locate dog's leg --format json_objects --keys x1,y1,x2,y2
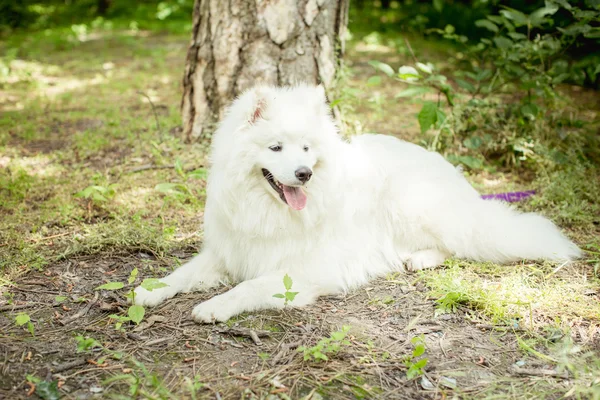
[
  {"x1": 133, "y1": 249, "x2": 224, "y2": 307},
  {"x1": 406, "y1": 249, "x2": 449, "y2": 271},
  {"x1": 191, "y1": 273, "x2": 324, "y2": 323}
]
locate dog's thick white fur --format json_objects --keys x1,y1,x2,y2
[{"x1": 134, "y1": 84, "x2": 581, "y2": 323}]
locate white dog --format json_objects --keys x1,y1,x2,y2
[{"x1": 134, "y1": 84, "x2": 581, "y2": 322}]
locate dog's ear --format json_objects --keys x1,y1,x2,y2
[
  {"x1": 247, "y1": 87, "x2": 270, "y2": 125},
  {"x1": 315, "y1": 84, "x2": 332, "y2": 115}
]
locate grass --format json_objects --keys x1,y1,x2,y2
[
  {"x1": 421, "y1": 259, "x2": 600, "y2": 329},
  {"x1": 1, "y1": 13, "x2": 600, "y2": 400}
]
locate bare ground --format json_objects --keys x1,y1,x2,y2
[{"x1": 2, "y1": 251, "x2": 577, "y2": 399}]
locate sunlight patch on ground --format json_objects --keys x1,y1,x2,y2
[
  {"x1": 1, "y1": 154, "x2": 63, "y2": 178},
  {"x1": 114, "y1": 186, "x2": 154, "y2": 209},
  {"x1": 421, "y1": 261, "x2": 600, "y2": 336}
]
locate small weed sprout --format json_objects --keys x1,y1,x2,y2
[
  {"x1": 74, "y1": 334, "x2": 123, "y2": 366},
  {"x1": 95, "y1": 268, "x2": 168, "y2": 330},
  {"x1": 404, "y1": 335, "x2": 428, "y2": 379},
  {"x1": 298, "y1": 325, "x2": 352, "y2": 362},
  {"x1": 155, "y1": 158, "x2": 208, "y2": 204},
  {"x1": 75, "y1": 184, "x2": 117, "y2": 203},
  {"x1": 273, "y1": 273, "x2": 299, "y2": 306},
  {"x1": 15, "y1": 312, "x2": 35, "y2": 337}
]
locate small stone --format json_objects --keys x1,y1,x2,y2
[
  {"x1": 420, "y1": 375, "x2": 435, "y2": 390},
  {"x1": 440, "y1": 376, "x2": 457, "y2": 389}
]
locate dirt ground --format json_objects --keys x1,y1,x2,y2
[
  {"x1": 1, "y1": 23, "x2": 599, "y2": 400},
  {"x1": 1, "y1": 251, "x2": 568, "y2": 399}
]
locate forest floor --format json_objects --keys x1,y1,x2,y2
[{"x1": 1, "y1": 23, "x2": 600, "y2": 400}]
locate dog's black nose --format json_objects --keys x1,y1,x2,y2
[{"x1": 295, "y1": 166, "x2": 313, "y2": 183}]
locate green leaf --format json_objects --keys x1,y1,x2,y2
[
  {"x1": 273, "y1": 294, "x2": 285, "y2": 299},
  {"x1": 35, "y1": 380, "x2": 60, "y2": 400},
  {"x1": 507, "y1": 32, "x2": 527, "y2": 40},
  {"x1": 475, "y1": 19, "x2": 499, "y2": 33},
  {"x1": 433, "y1": 0, "x2": 443, "y2": 12},
  {"x1": 188, "y1": 168, "x2": 208, "y2": 180},
  {"x1": 416, "y1": 62, "x2": 433, "y2": 74},
  {"x1": 435, "y1": 108, "x2": 446, "y2": 126},
  {"x1": 285, "y1": 291, "x2": 299, "y2": 302},
  {"x1": 413, "y1": 344, "x2": 425, "y2": 357},
  {"x1": 128, "y1": 305, "x2": 145, "y2": 325},
  {"x1": 548, "y1": 0, "x2": 571, "y2": 10},
  {"x1": 128, "y1": 268, "x2": 138, "y2": 284},
  {"x1": 456, "y1": 78, "x2": 476, "y2": 93},
  {"x1": 155, "y1": 183, "x2": 186, "y2": 195},
  {"x1": 521, "y1": 103, "x2": 539, "y2": 118},
  {"x1": 493, "y1": 36, "x2": 513, "y2": 49},
  {"x1": 140, "y1": 278, "x2": 168, "y2": 291},
  {"x1": 95, "y1": 282, "x2": 124, "y2": 291},
  {"x1": 413, "y1": 358, "x2": 428, "y2": 369},
  {"x1": 463, "y1": 136, "x2": 483, "y2": 150},
  {"x1": 458, "y1": 156, "x2": 483, "y2": 170},
  {"x1": 583, "y1": 28, "x2": 600, "y2": 39},
  {"x1": 367, "y1": 60, "x2": 395, "y2": 77},
  {"x1": 418, "y1": 102, "x2": 438, "y2": 134},
  {"x1": 15, "y1": 313, "x2": 30, "y2": 326},
  {"x1": 530, "y1": 4, "x2": 558, "y2": 27},
  {"x1": 283, "y1": 274, "x2": 293, "y2": 291},
  {"x1": 54, "y1": 296, "x2": 67, "y2": 303},
  {"x1": 395, "y1": 87, "x2": 432, "y2": 98},
  {"x1": 367, "y1": 76, "x2": 382, "y2": 86},
  {"x1": 174, "y1": 158, "x2": 184, "y2": 176},
  {"x1": 398, "y1": 66, "x2": 420, "y2": 82},
  {"x1": 500, "y1": 8, "x2": 528, "y2": 27},
  {"x1": 27, "y1": 321, "x2": 35, "y2": 336}
]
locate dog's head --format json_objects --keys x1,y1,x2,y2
[{"x1": 211, "y1": 84, "x2": 338, "y2": 211}]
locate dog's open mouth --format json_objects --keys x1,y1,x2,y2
[{"x1": 262, "y1": 168, "x2": 307, "y2": 211}]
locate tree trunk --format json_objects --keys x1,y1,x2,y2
[{"x1": 181, "y1": 0, "x2": 350, "y2": 142}]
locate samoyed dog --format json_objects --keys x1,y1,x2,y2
[{"x1": 134, "y1": 84, "x2": 581, "y2": 323}]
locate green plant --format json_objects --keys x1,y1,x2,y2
[
  {"x1": 404, "y1": 335, "x2": 428, "y2": 379},
  {"x1": 15, "y1": 312, "x2": 35, "y2": 337},
  {"x1": 272, "y1": 273, "x2": 299, "y2": 306},
  {"x1": 369, "y1": 1, "x2": 599, "y2": 172},
  {"x1": 74, "y1": 334, "x2": 123, "y2": 366},
  {"x1": 26, "y1": 374, "x2": 60, "y2": 400},
  {"x1": 298, "y1": 325, "x2": 351, "y2": 362},
  {"x1": 95, "y1": 268, "x2": 167, "y2": 330},
  {"x1": 102, "y1": 358, "x2": 176, "y2": 398},
  {"x1": 155, "y1": 159, "x2": 207, "y2": 204},
  {"x1": 75, "y1": 184, "x2": 117, "y2": 203},
  {"x1": 74, "y1": 335, "x2": 102, "y2": 352}
]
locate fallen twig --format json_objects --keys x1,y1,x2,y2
[
  {"x1": 271, "y1": 341, "x2": 303, "y2": 365},
  {"x1": 0, "y1": 303, "x2": 38, "y2": 312},
  {"x1": 476, "y1": 324, "x2": 526, "y2": 332},
  {"x1": 216, "y1": 326, "x2": 271, "y2": 346},
  {"x1": 59, "y1": 292, "x2": 98, "y2": 325},
  {"x1": 511, "y1": 366, "x2": 568, "y2": 379},
  {"x1": 51, "y1": 358, "x2": 89, "y2": 374}
]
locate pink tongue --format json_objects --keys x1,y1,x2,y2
[{"x1": 282, "y1": 185, "x2": 307, "y2": 210}]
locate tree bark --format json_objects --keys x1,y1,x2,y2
[{"x1": 181, "y1": 0, "x2": 350, "y2": 142}]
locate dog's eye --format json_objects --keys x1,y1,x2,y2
[
  {"x1": 269, "y1": 144, "x2": 282, "y2": 152},
  {"x1": 303, "y1": 145, "x2": 309, "y2": 152}
]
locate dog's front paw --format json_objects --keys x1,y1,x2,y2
[
  {"x1": 192, "y1": 296, "x2": 237, "y2": 323},
  {"x1": 406, "y1": 249, "x2": 447, "y2": 272},
  {"x1": 131, "y1": 285, "x2": 170, "y2": 307}
]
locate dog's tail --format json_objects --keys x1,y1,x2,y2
[{"x1": 442, "y1": 199, "x2": 582, "y2": 263}]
